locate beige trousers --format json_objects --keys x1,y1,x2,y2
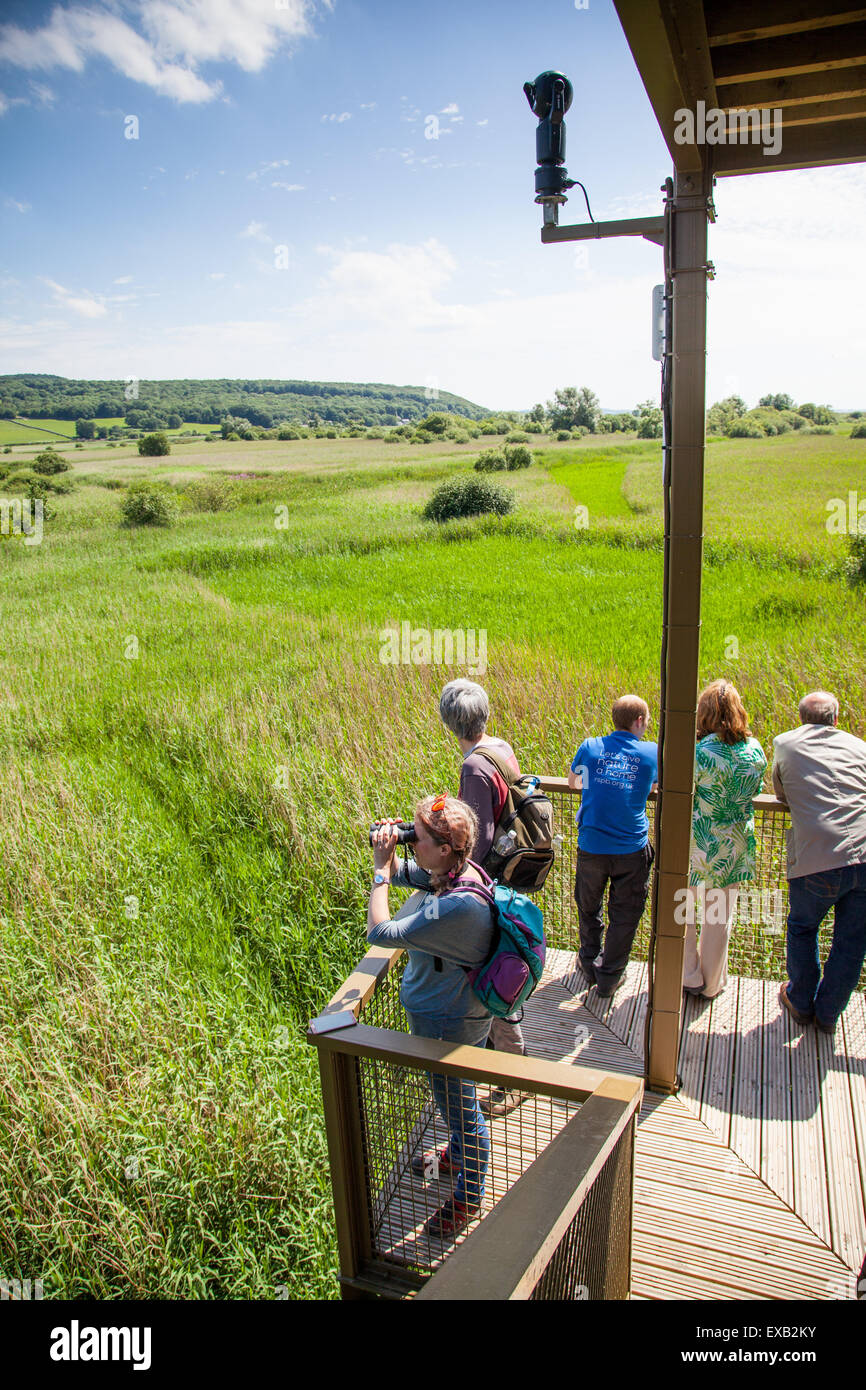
[{"x1": 682, "y1": 884, "x2": 740, "y2": 998}]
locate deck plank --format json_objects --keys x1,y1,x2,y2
[
  {"x1": 818, "y1": 1021, "x2": 866, "y2": 1270},
  {"x1": 760, "y1": 982, "x2": 795, "y2": 1208},
  {"x1": 789, "y1": 1024, "x2": 832, "y2": 1248},
  {"x1": 729, "y1": 974, "x2": 763, "y2": 1173},
  {"x1": 700, "y1": 975, "x2": 739, "y2": 1144}
]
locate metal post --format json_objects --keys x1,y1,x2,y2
[
  {"x1": 316, "y1": 1047, "x2": 374, "y2": 1298},
  {"x1": 646, "y1": 165, "x2": 712, "y2": 1092}
]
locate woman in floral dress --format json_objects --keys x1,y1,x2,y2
[{"x1": 684, "y1": 680, "x2": 767, "y2": 999}]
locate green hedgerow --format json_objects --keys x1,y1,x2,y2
[
  {"x1": 423, "y1": 475, "x2": 515, "y2": 523},
  {"x1": 121, "y1": 482, "x2": 180, "y2": 527}
]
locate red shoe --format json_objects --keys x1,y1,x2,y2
[
  {"x1": 427, "y1": 1195, "x2": 479, "y2": 1238},
  {"x1": 411, "y1": 1146, "x2": 457, "y2": 1181}
]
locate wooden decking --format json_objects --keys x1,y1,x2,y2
[
  {"x1": 373, "y1": 951, "x2": 865, "y2": 1298},
  {"x1": 540, "y1": 949, "x2": 866, "y2": 1298}
]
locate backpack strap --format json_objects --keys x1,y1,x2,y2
[
  {"x1": 471, "y1": 745, "x2": 518, "y2": 786},
  {"x1": 431, "y1": 863, "x2": 495, "y2": 972}
]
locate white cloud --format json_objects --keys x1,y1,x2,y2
[
  {"x1": 321, "y1": 111, "x2": 351, "y2": 122},
  {"x1": 4, "y1": 197, "x2": 30, "y2": 213},
  {"x1": 240, "y1": 220, "x2": 270, "y2": 242},
  {"x1": 271, "y1": 182, "x2": 304, "y2": 191},
  {"x1": 113, "y1": 276, "x2": 133, "y2": 284},
  {"x1": 208, "y1": 272, "x2": 226, "y2": 280},
  {"x1": 0, "y1": 0, "x2": 317, "y2": 103},
  {"x1": 439, "y1": 103, "x2": 459, "y2": 115},
  {"x1": 359, "y1": 101, "x2": 377, "y2": 110},
  {"x1": 476, "y1": 118, "x2": 488, "y2": 126},
  {"x1": 247, "y1": 158, "x2": 291, "y2": 181},
  {"x1": 42, "y1": 278, "x2": 108, "y2": 318}
]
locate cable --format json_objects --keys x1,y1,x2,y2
[{"x1": 572, "y1": 180, "x2": 595, "y2": 223}]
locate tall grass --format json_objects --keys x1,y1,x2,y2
[{"x1": 1, "y1": 433, "x2": 864, "y2": 1297}]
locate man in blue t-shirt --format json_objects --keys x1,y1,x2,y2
[{"x1": 568, "y1": 694, "x2": 658, "y2": 997}]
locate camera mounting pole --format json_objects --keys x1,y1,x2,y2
[{"x1": 540, "y1": 215, "x2": 665, "y2": 247}]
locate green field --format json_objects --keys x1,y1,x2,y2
[
  {"x1": 1, "y1": 430, "x2": 865, "y2": 1298},
  {"x1": 0, "y1": 418, "x2": 215, "y2": 446}
]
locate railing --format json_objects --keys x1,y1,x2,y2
[
  {"x1": 538, "y1": 780, "x2": 863, "y2": 989},
  {"x1": 308, "y1": 945, "x2": 643, "y2": 1300},
  {"x1": 417, "y1": 1074, "x2": 639, "y2": 1300}
]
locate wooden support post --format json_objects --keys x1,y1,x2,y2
[
  {"x1": 647, "y1": 165, "x2": 712, "y2": 1093},
  {"x1": 316, "y1": 1047, "x2": 374, "y2": 1298}
]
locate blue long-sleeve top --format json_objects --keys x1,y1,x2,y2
[{"x1": 367, "y1": 858, "x2": 494, "y2": 1030}]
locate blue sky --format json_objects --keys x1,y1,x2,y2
[{"x1": 1, "y1": 0, "x2": 864, "y2": 411}]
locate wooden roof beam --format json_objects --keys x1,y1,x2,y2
[
  {"x1": 706, "y1": 1, "x2": 866, "y2": 48},
  {"x1": 714, "y1": 22, "x2": 866, "y2": 85},
  {"x1": 720, "y1": 65, "x2": 866, "y2": 108},
  {"x1": 712, "y1": 114, "x2": 866, "y2": 173}
]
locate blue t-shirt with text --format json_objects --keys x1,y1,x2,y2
[{"x1": 571, "y1": 731, "x2": 658, "y2": 854}]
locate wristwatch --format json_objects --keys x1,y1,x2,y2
[{"x1": 373, "y1": 871, "x2": 390, "y2": 886}]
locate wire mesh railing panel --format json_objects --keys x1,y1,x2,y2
[
  {"x1": 540, "y1": 787, "x2": 863, "y2": 990},
  {"x1": 529, "y1": 1117, "x2": 634, "y2": 1301},
  {"x1": 353, "y1": 1044, "x2": 581, "y2": 1278}
]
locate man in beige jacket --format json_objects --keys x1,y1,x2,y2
[{"x1": 772, "y1": 691, "x2": 866, "y2": 1034}]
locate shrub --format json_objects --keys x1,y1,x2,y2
[
  {"x1": 807, "y1": 425, "x2": 834, "y2": 435},
  {"x1": 32, "y1": 448, "x2": 71, "y2": 476},
  {"x1": 185, "y1": 476, "x2": 238, "y2": 512},
  {"x1": 556, "y1": 430, "x2": 571, "y2": 441},
  {"x1": 3, "y1": 445, "x2": 11, "y2": 454},
  {"x1": 474, "y1": 448, "x2": 506, "y2": 472},
  {"x1": 121, "y1": 482, "x2": 180, "y2": 527},
  {"x1": 504, "y1": 431, "x2": 529, "y2": 444},
  {"x1": 138, "y1": 432, "x2": 171, "y2": 457},
  {"x1": 423, "y1": 475, "x2": 515, "y2": 523},
  {"x1": 846, "y1": 533, "x2": 866, "y2": 585},
  {"x1": 851, "y1": 421, "x2": 866, "y2": 439},
  {"x1": 504, "y1": 444, "x2": 532, "y2": 470},
  {"x1": 727, "y1": 419, "x2": 764, "y2": 439}
]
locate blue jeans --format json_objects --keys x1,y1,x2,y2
[
  {"x1": 786, "y1": 864, "x2": 866, "y2": 1025},
  {"x1": 405, "y1": 1010, "x2": 491, "y2": 1208}
]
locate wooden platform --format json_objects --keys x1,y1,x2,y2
[
  {"x1": 547, "y1": 948, "x2": 865, "y2": 1299},
  {"x1": 373, "y1": 951, "x2": 865, "y2": 1298}
]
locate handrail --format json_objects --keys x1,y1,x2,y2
[
  {"x1": 308, "y1": 1021, "x2": 618, "y2": 1102},
  {"x1": 416, "y1": 1075, "x2": 642, "y2": 1300},
  {"x1": 537, "y1": 776, "x2": 787, "y2": 813}
]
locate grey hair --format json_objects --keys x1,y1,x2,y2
[
  {"x1": 799, "y1": 690, "x2": 839, "y2": 726},
  {"x1": 439, "y1": 679, "x2": 489, "y2": 743}
]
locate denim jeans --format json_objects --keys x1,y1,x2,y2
[
  {"x1": 786, "y1": 863, "x2": 866, "y2": 1025},
  {"x1": 405, "y1": 1009, "x2": 491, "y2": 1208}
]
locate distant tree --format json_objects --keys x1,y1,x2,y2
[
  {"x1": 528, "y1": 403, "x2": 546, "y2": 425},
  {"x1": 758, "y1": 392, "x2": 794, "y2": 411},
  {"x1": 167, "y1": 413, "x2": 182, "y2": 430},
  {"x1": 547, "y1": 386, "x2": 600, "y2": 433},
  {"x1": 138, "y1": 432, "x2": 171, "y2": 457},
  {"x1": 706, "y1": 395, "x2": 747, "y2": 433},
  {"x1": 75, "y1": 418, "x2": 96, "y2": 439},
  {"x1": 419, "y1": 413, "x2": 448, "y2": 435},
  {"x1": 797, "y1": 402, "x2": 834, "y2": 425}
]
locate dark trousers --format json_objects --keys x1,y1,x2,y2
[{"x1": 573, "y1": 844, "x2": 654, "y2": 989}]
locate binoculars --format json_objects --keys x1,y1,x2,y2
[{"x1": 368, "y1": 821, "x2": 416, "y2": 845}]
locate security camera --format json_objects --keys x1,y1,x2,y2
[{"x1": 524, "y1": 70, "x2": 576, "y2": 220}]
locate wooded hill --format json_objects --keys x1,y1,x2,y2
[{"x1": 0, "y1": 375, "x2": 489, "y2": 430}]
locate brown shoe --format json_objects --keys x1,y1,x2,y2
[
  {"x1": 779, "y1": 982, "x2": 814, "y2": 1027},
  {"x1": 480, "y1": 1087, "x2": 524, "y2": 1117}
]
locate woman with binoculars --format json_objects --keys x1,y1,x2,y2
[{"x1": 367, "y1": 793, "x2": 494, "y2": 1239}]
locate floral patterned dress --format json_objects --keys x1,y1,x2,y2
[{"x1": 689, "y1": 734, "x2": 768, "y2": 888}]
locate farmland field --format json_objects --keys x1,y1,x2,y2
[{"x1": 1, "y1": 429, "x2": 864, "y2": 1299}]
